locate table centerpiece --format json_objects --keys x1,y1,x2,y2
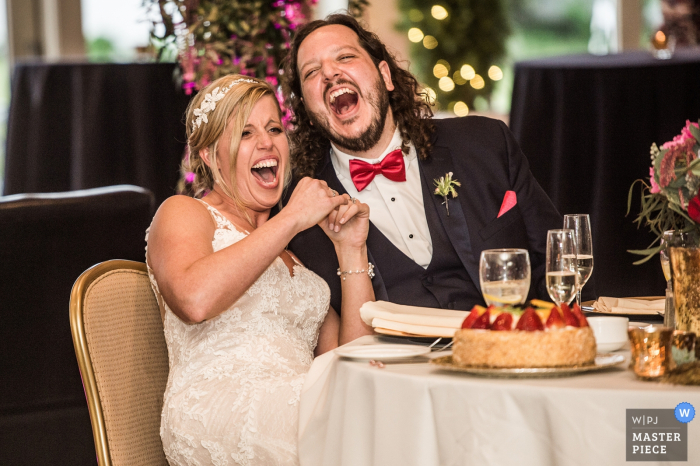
[{"x1": 628, "y1": 119, "x2": 700, "y2": 334}]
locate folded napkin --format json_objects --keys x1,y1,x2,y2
[
  {"x1": 593, "y1": 297, "x2": 665, "y2": 315},
  {"x1": 360, "y1": 301, "x2": 468, "y2": 336}
]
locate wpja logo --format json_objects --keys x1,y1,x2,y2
[{"x1": 626, "y1": 404, "x2": 695, "y2": 461}]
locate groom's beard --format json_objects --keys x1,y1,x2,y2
[{"x1": 306, "y1": 77, "x2": 391, "y2": 153}]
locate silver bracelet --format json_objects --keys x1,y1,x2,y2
[{"x1": 337, "y1": 262, "x2": 375, "y2": 281}]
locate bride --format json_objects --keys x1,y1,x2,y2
[{"x1": 146, "y1": 74, "x2": 374, "y2": 465}]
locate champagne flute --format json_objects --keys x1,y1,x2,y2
[
  {"x1": 479, "y1": 249, "x2": 531, "y2": 306},
  {"x1": 563, "y1": 214, "x2": 593, "y2": 306},
  {"x1": 546, "y1": 229, "x2": 578, "y2": 307}
]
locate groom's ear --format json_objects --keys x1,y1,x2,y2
[{"x1": 378, "y1": 61, "x2": 395, "y2": 92}]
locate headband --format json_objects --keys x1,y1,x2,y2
[{"x1": 192, "y1": 78, "x2": 258, "y2": 130}]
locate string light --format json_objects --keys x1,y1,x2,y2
[
  {"x1": 438, "y1": 76, "x2": 455, "y2": 92},
  {"x1": 433, "y1": 63, "x2": 448, "y2": 78},
  {"x1": 422, "y1": 86, "x2": 437, "y2": 102},
  {"x1": 408, "y1": 28, "x2": 424, "y2": 43},
  {"x1": 460, "y1": 64, "x2": 475, "y2": 80},
  {"x1": 488, "y1": 65, "x2": 503, "y2": 81},
  {"x1": 423, "y1": 35, "x2": 438, "y2": 49},
  {"x1": 470, "y1": 74, "x2": 485, "y2": 89},
  {"x1": 454, "y1": 101, "x2": 469, "y2": 116},
  {"x1": 453, "y1": 71, "x2": 466, "y2": 85},
  {"x1": 431, "y1": 5, "x2": 448, "y2": 20}
]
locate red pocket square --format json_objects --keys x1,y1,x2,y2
[{"x1": 497, "y1": 191, "x2": 517, "y2": 218}]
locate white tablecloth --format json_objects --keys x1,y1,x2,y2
[{"x1": 299, "y1": 336, "x2": 700, "y2": 466}]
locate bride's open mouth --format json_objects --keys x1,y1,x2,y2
[
  {"x1": 329, "y1": 87, "x2": 359, "y2": 118},
  {"x1": 251, "y1": 158, "x2": 279, "y2": 186}
]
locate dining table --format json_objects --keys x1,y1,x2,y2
[{"x1": 299, "y1": 334, "x2": 700, "y2": 466}]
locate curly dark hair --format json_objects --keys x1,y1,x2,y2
[{"x1": 283, "y1": 14, "x2": 435, "y2": 178}]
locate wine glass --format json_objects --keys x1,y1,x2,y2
[
  {"x1": 563, "y1": 214, "x2": 594, "y2": 306},
  {"x1": 546, "y1": 229, "x2": 578, "y2": 307},
  {"x1": 479, "y1": 249, "x2": 531, "y2": 306}
]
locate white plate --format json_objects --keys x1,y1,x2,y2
[
  {"x1": 335, "y1": 344, "x2": 431, "y2": 360},
  {"x1": 430, "y1": 353, "x2": 626, "y2": 378},
  {"x1": 597, "y1": 341, "x2": 627, "y2": 353}
]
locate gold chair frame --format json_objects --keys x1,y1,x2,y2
[{"x1": 69, "y1": 260, "x2": 151, "y2": 466}]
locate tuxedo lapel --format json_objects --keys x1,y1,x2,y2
[
  {"x1": 419, "y1": 146, "x2": 481, "y2": 290},
  {"x1": 315, "y1": 157, "x2": 389, "y2": 302}
]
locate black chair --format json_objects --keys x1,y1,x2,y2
[{"x1": 0, "y1": 185, "x2": 155, "y2": 466}]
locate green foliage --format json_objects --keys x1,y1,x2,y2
[
  {"x1": 86, "y1": 37, "x2": 117, "y2": 62},
  {"x1": 396, "y1": 0, "x2": 510, "y2": 109}
]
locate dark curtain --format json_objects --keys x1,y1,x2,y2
[{"x1": 3, "y1": 63, "x2": 191, "y2": 206}]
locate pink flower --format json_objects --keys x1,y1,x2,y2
[
  {"x1": 689, "y1": 195, "x2": 700, "y2": 223},
  {"x1": 649, "y1": 167, "x2": 661, "y2": 193},
  {"x1": 185, "y1": 172, "x2": 196, "y2": 183},
  {"x1": 681, "y1": 120, "x2": 699, "y2": 142}
]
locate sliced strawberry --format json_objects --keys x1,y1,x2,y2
[
  {"x1": 560, "y1": 303, "x2": 580, "y2": 327},
  {"x1": 571, "y1": 303, "x2": 589, "y2": 327},
  {"x1": 470, "y1": 308, "x2": 491, "y2": 329},
  {"x1": 491, "y1": 312, "x2": 513, "y2": 331},
  {"x1": 545, "y1": 306, "x2": 565, "y2": 329},
  {"x1": 515, "y1": 307, "x2": 544, "y2": 331},
  {"x1": 461, "y1": 305, "x2": 484, "y2": 329}
]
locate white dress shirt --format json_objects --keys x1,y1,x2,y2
[{"x1": 330, "y1": 129, "x2": 433, "y2": 268}]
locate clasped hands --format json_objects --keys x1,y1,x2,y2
[{"x1": 284, "y1": 177, "x2": 369, "y2": 249}]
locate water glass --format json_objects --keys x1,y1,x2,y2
[
  {"x1": 545, "y1": 229, "x2": 578, "y2": 307},
  {"x1": 479, "y1": 249, "x2": 531, "y2": 306}
]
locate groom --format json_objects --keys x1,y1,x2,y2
[{"x1": 282, "y1": 14, "x2": 562, "y2": 312}]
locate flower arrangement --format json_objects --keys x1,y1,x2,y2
[{"x1": 627, "y1": 119, "x2": 700, "y2": 263}]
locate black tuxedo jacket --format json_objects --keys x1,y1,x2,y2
[{"x1": 286, "y1": 116, "x2": 562, "y2": 313}]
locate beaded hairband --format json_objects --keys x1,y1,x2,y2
[{"x1": 192, "y1": 78, "x2": 258, "y2": 130}]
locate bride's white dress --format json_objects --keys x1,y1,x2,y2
[{"x1": 146, "y1": 201, "x2": 330, "y2": 466}]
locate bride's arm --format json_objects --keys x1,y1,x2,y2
[
  {"x1": 315, "y1": 201, "x2": 374, "y2": 355},
  {"x1": 148, "y1": 179, "x2": 348, "y2": 324}
]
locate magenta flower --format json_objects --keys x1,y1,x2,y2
[
  {"x1": 681, "y1": 120, "x2": 699, "y2": 142},
  {"x1": 649, "y1": 167, "x2": 661, "y2": 193},
  {"x1": 185, "y1": 172, "x2": 196, "y2": 183}
]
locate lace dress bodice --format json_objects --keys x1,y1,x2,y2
[{"x1": 146, "y1": 200, "x2": 330, "y2": 465}]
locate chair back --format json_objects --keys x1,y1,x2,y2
[
  {"x1": 0, "y1": 185, "x2": 155, "y2": 465},
  {"x1": 70, "y1": 260, "x2": 169, "y2": 466}
]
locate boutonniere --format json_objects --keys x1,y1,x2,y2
[{"x1": 433, "y1": 172, "x2": 461, "y2": 216}]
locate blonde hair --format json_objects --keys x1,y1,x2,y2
[{"x1": 184, "y1": 75, "x2": 291, "y2": 204}]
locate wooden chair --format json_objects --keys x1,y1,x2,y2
[{"x1": 70, "y1": 260, "x2": 169, "y2": 466}]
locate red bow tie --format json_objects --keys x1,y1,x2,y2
[{"x1": 348, "y1": 149, "x2": 407, "y2": 192}]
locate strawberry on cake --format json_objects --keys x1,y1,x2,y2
[{"x1": 452, "y1": 302, "x2": 597, "y2": 368}]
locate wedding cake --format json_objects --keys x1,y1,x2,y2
[{"x1": 452, "y1": 302, "x2": 597, "y2": 368}]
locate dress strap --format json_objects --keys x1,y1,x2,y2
[{"x1": 194, "y1": 198, "x2": 250, "y2": 235}]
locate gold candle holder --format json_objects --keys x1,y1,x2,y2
[{"x1": 628, "y1": 325, "x2": 673, "y2": 378}]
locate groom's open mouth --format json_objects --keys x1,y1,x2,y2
[
  {"x1": 251, "y1": 158, "x2": 279, "y2": 186},
  {"x1": 329, "y1": 87, "x2": 358, "y2": 117}
]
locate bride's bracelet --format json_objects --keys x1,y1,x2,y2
[{"x1": 337, "y1": 262, "x2": 375, "y2": 281}]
